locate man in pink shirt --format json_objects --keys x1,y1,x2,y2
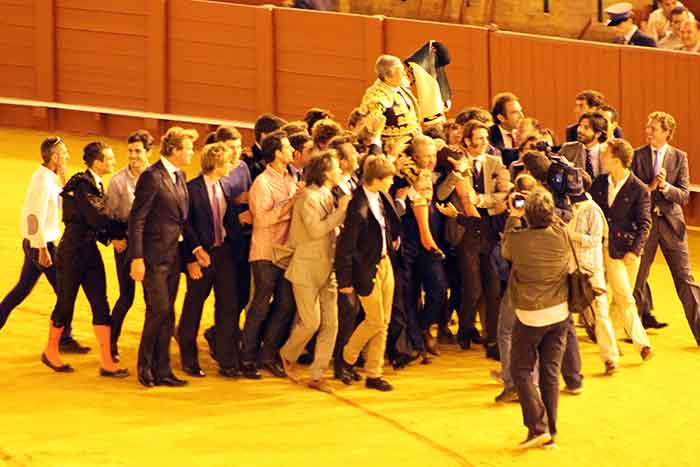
[{"x1": 240, "y1": 130, "x2": 301, "y2": 379}]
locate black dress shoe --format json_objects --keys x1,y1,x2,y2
[
  {"x1": 366, "y1": 377, "x2": 393, "y2": 392},
  {"x1": 219, "y1": 367, "x2": 241, "y2": 378},
  {"x1": 485, "y1": 344, "x2": 500, "y2": 361},
  {"x1": 100, "y1": 367, "x2": 129, "y2": 378},
  {"x1": 41, "y1": 353, "x2": 74, "y2": 373},
  {"x1": 350, "y1": 368, "x2": 362, "y2": 382},
  {"x1": 59, "y1": 337, "x2": 91, "y2": 354},
  {"x1": 138, "y1": 368, "x2": 155, "y2": 388},
  {"x1": 182, "y1": 366, "x2": 206, "y2": 377},
  {"x1": 156, "y1": 373, "x2": 188, "y2": 387},
  {"x1": 457, "y1": 336, "x2": 471, "y2": 350},
  {"x1": 242, "y1": 364, "x2": 262, "y2": 380},
  {"x1": 261, "y1": 360, "x2": 286, "y2": 378},
  {"x1": 642, "y1": 314, "x2": 668, "y2": 329},
  {"x1": 203, "y1": 327, "x2": 216, "y2": 359}
]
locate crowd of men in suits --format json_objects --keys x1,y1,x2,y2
[{"x1": 1, "y1": 51, "x2": 700, "y2": 449}]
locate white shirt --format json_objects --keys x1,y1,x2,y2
[
  {"x1": 160, "y1": 156, "x2": 179, "y2": 184},
  {"x1": 624, "y1": 25, "x2": 639, "y2": 44},
  {"x1": 363, "y1": 186, "x2": 387, "y2": 256},
  {"x1": 20, "y1": 165, "x2": 63, "y2": 248},
  {"x1": 608, "y1": 172, "x2": 631, "y2": 207},
  {"x1": 516, "y1": 301, "x2": 569, "y2": 327},
  {"x1": 337, "y1": 175, "x2": 353, "y2": 196},
  {"x1": 88, "y1": 169, "x2": 103, "y2": 192}
]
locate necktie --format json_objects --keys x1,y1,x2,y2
[
  {"x1": 98, "y1": 181, "x2": 104, "y2": 195},
  {"x1": 348, "y1": 177, "x2": 356, "y2": 193},
  {"x1": 585, "y1": 149, "x2": 594, "y2": 178},
  {"x1": 212, "y1": 182, "x2": 223, "y2": 246},
  {"x1": 653, "y1": 149, "x2": 662, "y2": 177}
]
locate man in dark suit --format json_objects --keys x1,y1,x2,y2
[
  {"x1": 245, "y1": 114, "x2": 286, "y2": 182},
  {"x1": 590, "y1": 138, "x2": 654, "y2": 361},
  {"x1": 129, "y1": 127, "x2": 199, "y2": 388},
  {"x1": 606, "y1": 3, "x2": 657, "y2": 47},
  {"x1": 564, "y1": 91, "x2": 624, "y2": 142},
  {"x1": 177, "y1": 142, "x2": 243, "y2": 378},
  {"x1": 489, "y1": 92, "x2": 524, "y2": 151},
  {"x1": 631, "y1": 112, "x2": 700, "y2": 342},
  {"x1": 336, "y1": 155, "x2": 402, "y2": 391}
]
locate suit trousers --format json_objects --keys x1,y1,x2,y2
[
  {"x1": 51, "y1": 240, "x2": 110, "y2": 328},
  {"x1": 343, "y1": 255, "x2": 394, "y2": 378},
  {"x1": 178, "y1": 243, "x2": 240, "y2": 370},
  {"x1": 281, "y1": 274, "x2": 339, "y2": 380},
  {"x1": 457, "y1": 236, "x2": 501, "y2": 344},
  {"x1": 110, "y1": 247, "x2": 136, "y2": 347},
  {"x1": 241, "y1": 260, "x2": 295, "y2": 364},
  {"x1": 634, "y1": 217, "x2": 700, "y2": 344},
  {"x1": 604, "y1": 250, "x2": 650, "y2": 351},
  {"x1": 0, "y1": 240, "x2": 72, "y2": 340},
  {"x1": 139, "y1": 258, "x2": 181, "y2": 379},
  {"x1": 512, "y1": 317, "x2": 568, "y2": 437}
]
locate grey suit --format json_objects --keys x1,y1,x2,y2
[
  {"x1": 632, "y1": 144, "x2": 700, "y2": 344},
  {"x1": 281, "y1": 186, "x2": 348, "y2": 379}
]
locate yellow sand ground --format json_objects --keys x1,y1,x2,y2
[{"x1": 0, "y1": 128, "x2": 698, "y2": 467}]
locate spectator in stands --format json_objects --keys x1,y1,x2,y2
[
  {"x1": 503, "y1": 188, "x2": 570, "y2": 449},
  {"x1": 241, "y1": 131, "x2": 299, "y2": 380},
  {"x1": 248, "y1": 114, "x2": 287, "y2": 181},
  {"x1": 606, "y1": 3, "x2": 657, "y2": 47},
  {"x1": 489, "y1": 92, "x2": 524, "y2": 150},
  {"x1": 646, "y1": 0, "x2": 693, "y2": 42},
  {"x1": 658, "y1": 6, "x2": 690, "y2": 49},
  {"x1": 678, "y1": 18, "x2": 700, "y2": 52},
  {"x1": 106, "y1": 130, "x2": 153, "y2": 362}
]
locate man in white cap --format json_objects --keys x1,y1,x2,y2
[{"x1": 606, "y1": 2, "x2": 657, "y2": 47}]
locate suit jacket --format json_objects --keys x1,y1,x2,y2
[
  {"x1": 488, "y1": 124, "x2": 507, "y2": 151},
  {"x1": 183, "y1": 175, "x2": 243, "y2": 264},
  {"x1": 60, "y1": 171, "x2": 126, "y2": 248},
  {"x1": 629, "y1": 29, "x2": 657, "y2": 47},
  {"x1": 436, "y1": 154, "x2": 505, "y2": 214},
  {"x1": 565, "y1": 124, "x2": 623, "y2": 143},
  {"x1": 285, "y1": 186, "x2": 347, "y2": 288},
  {"x1": 631, "y1": 144, "x2": 689, "y2": 239},
  {"x1": 335, "y1": 187, "x2": 401, "y2": 296},
  {"x1": 590, "y1": 172, "x2": 651, "y2": 259},
  {"x1": 558, "y1": 141, "x2": 587, "y2": 170},
  {"x1": 129, "y1": 160, "x2": 189, "y2": 268}
]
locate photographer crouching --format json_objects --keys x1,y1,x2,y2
[{"x1": 502, "y1": 188, "x2": 572, "y2": 449}]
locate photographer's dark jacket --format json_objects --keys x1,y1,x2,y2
[
  {"x1": 60, "y1": 171, "x2": 127, "y2": 248},
  {"x1": 590, "y1": 172, "x2": 651, "y2": 259}
]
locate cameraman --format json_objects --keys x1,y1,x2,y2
[{"x1": 502, "y1": 188, "x2": 571, "y2": 449}]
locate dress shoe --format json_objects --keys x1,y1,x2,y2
[
  {"x1": 366, "y1": 377, "x2": 393, "y2": 392},
  {"x1": 219, "y1": 367, "x2": 241, "y2": 378},
  {"x1": 308, "y1": 379, "x2": 334, "y2": 394},
  {"x1": 182, "y1": 366, "x2": 206, "y2": 377},
  {"x1": 457, "y1": 336, "x2": 471, "y2": 350},
  {"x1": 641, "y1": 346, "x2": 654, "y2": 361},
  {"x1": 203, "y1": 327, "x2": 216, "y2": 359},
  {"x1": 467, "y1": 328, "x2": 483, "y2": 345},
  {"x1": 59, "y1": 337, "x2": 91, "y2": 354},
  {"x1": 350, "y1": 368, "x2": 362, "y2": 382},
  {"x1": 241, "y1": 364, "x2": 262, "y2": 380},
  {"x1": 392, "y1": 354, "x2": 411, "y2": 370},
  {"x1": 485, "y1": 344, "x2": 500, "y2": 361},
  {"x1": 604, "y1": 360, "x2": 618, "y2": 375},
  {"x1": 494, "y1": 387, "x2": 519, "y2": 403},
  {"x1": 281, "y1": 356, "x2": 302, "y2": 383},
  {"x1": 156, "y1": 373, "x2": 188, "y2": 387},
  {"x1": 100, "y1": 367, "x2": 129, "y2": 378},
  {"x1": 517, "y1": 431, "x2": 551, "y2": 450},
  {"x1": 41, "y1": 353, "x2": 74, "y2": 373},
  {"x1": 562, "y1": 384, "x2": 583, "y2": 395},
  {"x1": 420, "y1": 351, "x2": 432, "y2": 365},
  {"x1": 138, "y1": 368, "x2": 155, "y2": 388},
  {"x1": 261, "y1": 360, "x2": 286, "y2": 378},
  {"x1": 642, "y1": 314, "x2": 668, "y2": 329}
]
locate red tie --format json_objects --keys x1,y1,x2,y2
[{"x1": 212, "y1": 182, "x2": 223, "y2": 246}]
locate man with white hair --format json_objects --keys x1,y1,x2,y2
[
  {"x1": 678, "y1": 18, "x2": 700, "y2": 52},
  {"x1": 359, "y1": 54, "x2": 421, "y2": 149}
]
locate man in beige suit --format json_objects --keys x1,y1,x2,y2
[{"x1": 280, "y1": 151, "x2": 350, "y2": 393}]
